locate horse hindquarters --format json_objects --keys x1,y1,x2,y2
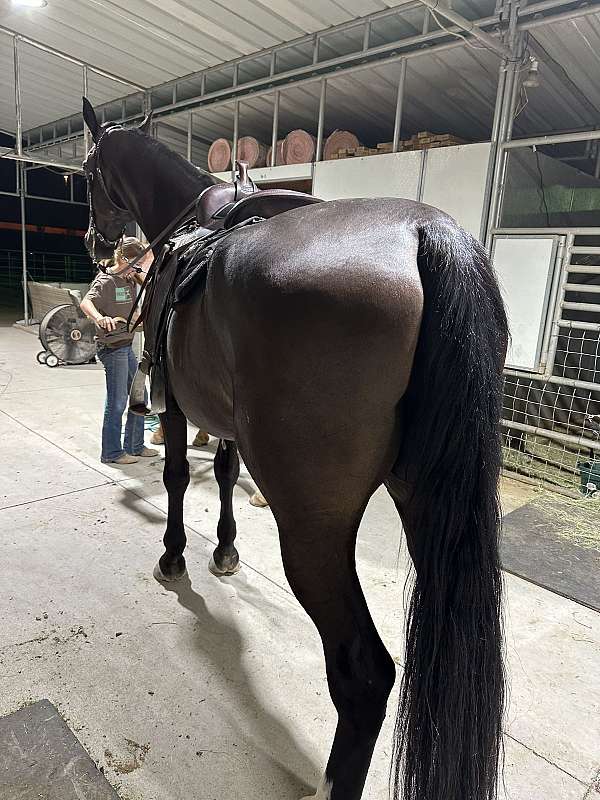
[
  {"x1": 229, "y1": 254, "x2": 422, "y2": 800},
  {"x1": 389, "y1": 216, "x2": 508, "y2": 800}
]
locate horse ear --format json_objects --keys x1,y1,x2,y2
[
  {"x1": 139, "y1": 111, "x2": 153, "y2": 135},
  {"x1": 82, "y1": 97, "x2": 100, "y2": 142}
]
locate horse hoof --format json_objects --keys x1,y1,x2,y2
[
  {"x1": 192, "y1": 430, "x2": 210, "y2": 447},
  {"x1": 249, "y1": 490, "x2": 269, "y2": 508},
  {"x1": 153, "y1": 562, "x2": 188, "y2": 583},
  {"x1": 208, "y1": 556, "x2": 241, "y2": 577}
]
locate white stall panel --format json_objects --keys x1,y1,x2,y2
[
  {"x1": 492, "y1": 235, "x2": 560, "y2": 372},
  {"x1": 422, "y1": 142, "x2": 492, "y2": 239},
  {"x1": 312, "y1": 151, "x2": 421, "y2": 200}
]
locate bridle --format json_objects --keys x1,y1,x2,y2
[
  {"x1": 84, "y1": 126, "x2": 132, "y2": 261},
  {"x1": 84, "y1": 125, "x2": 201, "y2": 279}
]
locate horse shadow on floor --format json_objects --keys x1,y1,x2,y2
[{"x1": 161, "y1": 573, "x2": 319, "y2": 799}]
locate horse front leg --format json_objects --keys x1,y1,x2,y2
[
  {"x1": 153, "y1": 391, "x2": 190, "y2": 582},
  {"x1": 209, "y1": 439, "x2": 241, "y2": 576}
]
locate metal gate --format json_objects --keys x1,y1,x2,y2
[{"x1": 499, "y1": 228, "x2": 600, "y2": 494}]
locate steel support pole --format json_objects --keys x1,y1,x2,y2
[
  {"x1": 83, "y1": 64, "x2": 90, "y2": 156},
  {"x1": 271, "y1": 90, "x2": 280, "y2": 167},
  {"x1": 13, "y1": 36, "x2": 23, "y2": 156},
  {"x1": 479, "y1": 61, "x2": 507, "y2": 241},
  {"x1": 316, "y1": 78, "x2": 327, "y2": 162},
  {"x1": 19, "y1": 162, "x2": 29, "y2": 325},
  {"x1": 232, "y1": 100, "x2": 239, "y2": 179},
  {"x1": 392, "y1": 59, "x2": 407, "y2": 153},
  {"x1": 187, "y1": 112, "x2": 193, "y2": 162}
]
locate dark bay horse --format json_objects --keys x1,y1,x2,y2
[{"x1": 82, "y1": 98, "x2": 508, "y2": 800}]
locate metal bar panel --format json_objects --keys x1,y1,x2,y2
[
  {"x1": 2, "y1": 152, "x2": 83, "y2": 172},
  {"x1": 316, "y1": 79, "x2": 327, "y2": 162},
  {"x1": 13, "y1": 36, "x2": 22, "y2": 156},
  {"x1": 493, "y1": 227, "x2": 600, "y2": 235},
  {"x1": 392, "y1": 60, "x2": 407, "y2": 153},
  {"x1": 83, "y1": 64, "x2": 90, "y2": 157},
  {"x1": 19, "y1": 162, "x2": 29, "y2": 325},
  {"x1": 570, "y1": 246, "x2": 600, "y2": 255},
  {"x1": 271, "y1": 90, "x2": 280, "y2": 167},
  {"x1": 0, "y1": 25, "x2": 144, "y2": 90},
  {"x1": 561, "y1": 301, "x2": 600, "y2": 312},
  {"x1": 567, "y1": 266, "x2": 600, "y2": 275},
  {"x1": 504, "y1": 130, "x2": 600, "y2": 149},
  {"x1": 500, "y1": 418, "x2": 600, "y2": 450},
  {"x1": 542, "y1": 233, "x2": 572, "y2": 378},
  {"x1": 417, "y1": 0, "x2": 511, "y2": 57},
  {"x1": 231, "y1": 100, "x2": 239, "y2": 180},
  {"x1": 187, "y1": 112, "x2": 193, "y2": 162},
  {"x1": 557, "y1": 320, "x2": 600, "y2": 332},
  {"x1": 564, "y1": 283, "x2": 600, "y2": 293}
]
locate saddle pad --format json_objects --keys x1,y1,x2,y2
[{"x1": 172, "y1": 240, "x2": 215, "y2": 305}]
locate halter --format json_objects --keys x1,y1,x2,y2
[{"x1": 84, "y1": 126, "x2": 131, "y2": 258}]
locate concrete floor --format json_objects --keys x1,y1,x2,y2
[{"x1": 0, "y1": 321, "x2": 599, "y2": 800}]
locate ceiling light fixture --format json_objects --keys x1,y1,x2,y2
[{"x1": 12, "y1": 0, "x2": 48, "y2": 8}]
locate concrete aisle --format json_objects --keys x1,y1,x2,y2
[{"x1": 0, "y1": 325, "x2": 598, "y2": 800}]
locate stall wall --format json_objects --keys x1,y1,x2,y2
[
  {"x1": 312, "y1": 151, "x2": 422, "y2": 202},
  {"x1": 421, "y1": 142, "x2": 492, "y2": 238},
  {"x1": 313, "y1": 143, "x2": 492, "y2": 239}
]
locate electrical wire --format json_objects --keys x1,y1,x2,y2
[
  {"x1": 430, "y1": 9, "x2": 486, "y2": 50},
  {"x1": 533, "y1": 146, "x2": 551, "y2": 227},
  {"x1": 514, "y1": 84, "x2": 529, "y2": 119}
]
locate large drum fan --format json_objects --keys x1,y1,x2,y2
[{"x1": 37, "y1": 304, "x2": 96, "y2": 367}]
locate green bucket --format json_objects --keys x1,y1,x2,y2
[{"x1": 577, "y1": 460, "x2": 600, "y2": 496}]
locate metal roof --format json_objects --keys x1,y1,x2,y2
[
  {"x1": 1, "y1": 0, "x2": 600, "y2": 171},
  {"x1": 0, "y1": 0, "x2": 497, "y2": 135}
]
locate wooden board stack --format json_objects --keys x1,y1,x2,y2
[{"x1": 329, "y1": 132, "x2": 468, "y2": 159}]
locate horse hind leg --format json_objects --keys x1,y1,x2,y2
[{"x1": 278, "y1": 505, "x2": 396, "y2": 800}]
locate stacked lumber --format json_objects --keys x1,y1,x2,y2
[
  {"x1": 209, "y1": 128, "x2": 468, "y2": 169},
  {"x1": 329, "y1": 132, "x2": 468, "y2": 160},
  {"x1": 323, "y1": 130, "x2": 360, "y2": 160},
  {"x1": 328, "y1": 146, "x2": 379, "y2": 160}
]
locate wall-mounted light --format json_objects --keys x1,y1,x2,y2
[
  {"x1": 11, "y1": 0, "x2": 48, "y2": 8},
  {"x1": 523, "y1": 58, "x2": 540, "y2": 89}
]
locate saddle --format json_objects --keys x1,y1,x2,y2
[
  {"x1": 129, "y1": 162, "x2": 322, "y2": 417},
  {"x1": 196, "y1": 161, "x2": 321, "y2": 230}
]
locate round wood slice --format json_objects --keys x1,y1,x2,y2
[
  {"x1": 283, "y1": 129, "x2": 316, "y2": 165},
  {"x1": 323, "y1": 130, "x2": 360, "y2": 160},
  {"x1": 266, "y1": 139, "x2": 285, "y2": 166},
  {"x1": 207, "y1": 138, "x2": 232, "y2": 172},
  {"x1": 237, "y1": 136, "x2": 268, "y2": 168}
]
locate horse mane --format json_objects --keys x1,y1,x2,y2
[{"x1": 135, "y1": 128, "x2": 219, "y2": 189}]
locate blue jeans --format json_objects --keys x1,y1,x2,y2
[{"x1": 97, "y1": 344, "x2": 145, "y2": 462}]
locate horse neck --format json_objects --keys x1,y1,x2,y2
[{"x1": 112, "y1": 135, "x2": 214, "y2": 244}]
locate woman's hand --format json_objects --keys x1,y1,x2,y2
[{"x1": 97, "y1": 316, "x2": 117, "y2": 332}]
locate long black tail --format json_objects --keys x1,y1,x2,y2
[{"x1": 392, "y1": 214, "x2": 508, "y2": 800}]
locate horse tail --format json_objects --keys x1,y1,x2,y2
[{"x1": 391, "y1": 213, "x2": 508, "y2": 800}]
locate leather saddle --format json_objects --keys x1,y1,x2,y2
[{"x1": 196, "y1": 160, "x2": 321, "y2": 230}]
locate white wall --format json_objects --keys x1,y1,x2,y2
[
  {"x1": 312, "y1": 151, "x2": 422, "y2": 202},
  {"x1": 421, "y1": 142, "x2": 491, "y2": 238},
  {"x1": 312, "y1": 143, "x2": 492, "y2": 239}
]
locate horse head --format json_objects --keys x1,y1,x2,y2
[{"x1": 82, "y1": 97, "x2": 152, "y2": 263}]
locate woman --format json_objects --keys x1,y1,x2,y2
[{"x1": 81, "y1": 237, "x2": 158, "y2": 464}]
